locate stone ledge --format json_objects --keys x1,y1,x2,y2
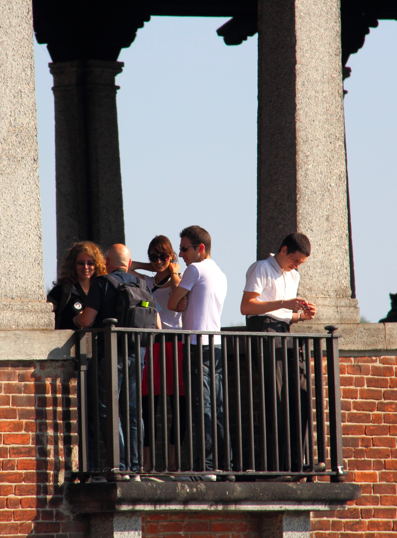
[
  {"x1": 66, "y1": 482, "x2": 361, "y2": 514},
  {"x1": 0, "y1": 329, "x2": 75, "y2": 361}
]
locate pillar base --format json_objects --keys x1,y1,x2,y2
[{"x1": 0, "y1": 301, "x2": 54, "y2": 330}]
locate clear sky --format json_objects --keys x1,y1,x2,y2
[{"x1": 34, "y1": 17, "x2": 397, "y2": 325}]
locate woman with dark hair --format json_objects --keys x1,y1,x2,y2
[
  {"x1": 129, "y1": 235, "x2": 186, "y2": 471},
  {"x1": 47, "y1": 241, "x2": 107, "y2": 330}
]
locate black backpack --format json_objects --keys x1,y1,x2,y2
[{"x1": 104, "y1": 274, "x2": 157, "y2": 347}]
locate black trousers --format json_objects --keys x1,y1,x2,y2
[{"x1": 246, "y1": 315, "x2": 308, "y2": 472}]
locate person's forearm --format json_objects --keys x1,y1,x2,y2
[
  {"x1": 241, "y1": 298, "x2": 285, "y2": 316},
  {"x1": 130, "y1": 261, "x2": 152, "y2": 271},
  {"x1": 168, "y1": 271, "x2": 181, "y2": 291}
]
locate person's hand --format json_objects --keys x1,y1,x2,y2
[
  {"x1": 175, "y1": 295, "x2": 188, "y2": 312},
  {"x1": 168, "y1": 262, "x2": 180, "y2": 275},
  {"x1": 301, "y1": 302, "x2": 316, "y2": 320},
  {"x1": 284, "y1": 298, "x2": 308, "y2": 311}
]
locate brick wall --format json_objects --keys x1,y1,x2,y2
[
  {"x1": 0, "y1": 360, "x2": 87, "y2": 538},
  {"x1": 311, "y1": 355, "x2": 397, "y2": 538}
]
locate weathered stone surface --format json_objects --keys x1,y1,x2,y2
[
  {"x1": 257, "y1": 0, "x2": 358, "y2": 324},
  {"x1": 50, "y1": 60, "x2": 125, "y2": 269},
  {"x1": 0, "y1": 0, "x2": 53, "y2": 328},
  {"x1": 0, "y1": 329, "x2": 75, "y2": 361}
]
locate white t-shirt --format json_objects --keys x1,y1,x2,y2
[
  {"x1": 243, "y1": 254, "x2": 300, "y2": 323},
  {"x1": 144, "y1": 275, "x2": 183, "y2": 330},
  {"x1": 179, "y1": 259, "x2": 227, "y2": 345}
]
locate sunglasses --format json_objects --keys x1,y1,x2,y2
[
  {"x1": 149, "y1": 253, "x2": 170, "y2": 263},
  {"x1": 179, "y1": 244, "x2": 200, "y2": 253},
  {"x1": 77, "y1": 260, "x2": 95, "y2": 267}
]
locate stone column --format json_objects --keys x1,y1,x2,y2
[
  {"x1": 0, "y1": 0, "x2": 53, "y2": 329},
  {"x1": 257, "y1": 0, "x2": 359, "y2": 324},
  {"x1": 49, "y1": 61, "x2": 125, "y2": 269}
]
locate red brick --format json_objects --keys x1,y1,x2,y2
[
  {"x1": 9, "y1": 446, "x2": 36, "y2": 458},
  {"x1": 385, "y1": 460, "x2": 397, "y2": 470},
  {"x1": 342, "y1": 388, "x2": 358, "y2": 399},
  {"x1": 383, "y1": 389, "x2": 397, "y2": 400},
  {"x1": 374, "y1": 483, "x2": 396, "y2": 494},
  {"x1": 368, "y1": 519, "x2": 393, "y2": 531},
  {"x1": 211, "y1": 522, "x2": 236, "y2": 532},
  {"x1": 0, "y1": 523, "x2": 18, "y2": 534},
  {"x1": 359, "y1": 436, "x2": 372, "y2": 447},
  {"x1": 343, "y1": 519, "x2": 368, "y2": 531},
  {"x1": 0, "y1": 485, "x2": 13, "y2": 496},
  {"x1": 0, "y1": 511, "x2": 12, "y2": 522},
  {"x1": 373, "y1": 460, "x2": 385, "y2": 470},
  {"x1": 41, "y1": 509, "x2": 55, "y2": 521},
  {"x1": 2, "y1": 459, "x2": 16, "y2": 471},
  {"x1": 13, "y1": 509, "x2": 37, "y2": 521},
  {"x1": 378, "y1": 401, "x2": 397, "y2": 413},
  {"x1": 354, "y1": 376, "x2": 365, "y2": 388},
  {"x1": 381, "y1": 495, "x2": 397, "y2": 505},
  {"x1": 0, "y1": 472, "x2": 23, "y2": 483},
  {"x1": 17, "y1": 370, "x2": 35, "y2": 382},
  {"x1": 347, "y1": 364, "x2": 371, "y2": 375},
  {"x1": 0, "y1": 421, "x2": 23, "y2": 432},
  {"x1": 347, "y1": 460, "x2": 371, "y2": 471},
  {"x1": 0, "y1": 408, "x2": 16, "y2": 419},
  {"x1": 346, "y1": 412, "x2": 372, "y2": 423},
  {"x1": 6, "y1": 497, "x2": 20, "y2": 509},
  {"x1": 374, "y1": 508, "x2": 397, "y2": 518},
  {"x1": 356, "y1": 495, "x2": 380, "y2": 506},
  {"x1": 365, "y1": 447, "x2": 391, "y2": 459},
  {"x1": 365, "y1": 424, "x2": 389, "y2": 435},
  {"x1": 359, "y1": 388, "x2": 383, "y2": 400},
  {"x1": 340, "y1": 376, "x2": 355, "y2": 387},
  {"x1": 184, "y1": 521, "x2": 210, "y2": 532},
  {"x1": 371, "y1": 365, "x2": 395, "y2": 377},
  {"x1": 355, "y1": 471, "x2": 379, "y2": 482},
  {"x1": 342, "y1": 437, "x2": 360, "y2": 448},
  {"x1": 3, "y1": 433, "x2": 30, "y2": 445},
  {"x1": 336, "y1": 508, "x2": 360, "y2": 519},
  {"x1": 0, "y1": 371, "x2": 18, "y2": 381},
  {"x1": 354, "y1": 356, "x2": 377, "y2": 364},
  {"x1": 379, "y1": 471, "x2": 397, "y2": 482},
  {"x1": 11, "y1": 395, "x2": 35, "y2": 407},
  {"x1": 23, "y1": 382, "x2": 48, "y2": 395},
  {"x1": 372, "y1": 436, "x2": 395, "y2": 448},
  {"x1": 366, "y1": 377, "x2": 389, "y2": 388},
  {"x1": 360, "y1": 508, "x2": 373, "y2": 519},
  {"x1": 352, "y1": 401, "x2": 376, "y2": 412},
  {"x1": 32, "y1": 521, "x2": 61, "y2": 533}
]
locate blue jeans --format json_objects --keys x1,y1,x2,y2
[
  {"x1": 95, "y1": 351, "x2": 145, "y2": 472},
  {"x1": 183, "y1": 344, "x2": 225, "y2": 471}
]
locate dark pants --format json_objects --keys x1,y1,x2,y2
[
  {"x1": 183, "y1": 344, "x2": 226, "y2": 472},
  {"x1": 142, "y1": 394, "x2": 187, "y2": 447},
  {"x1": 246, "y1": 316, "x2": 308, "y2": 472}
]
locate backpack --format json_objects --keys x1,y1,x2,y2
[{"x1": 104, "y1": 274, "x2": 157, "y2": 348}]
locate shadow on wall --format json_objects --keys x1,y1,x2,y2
[{"x1": 379, "y1": 293, "x2": 397, "y2": 323}]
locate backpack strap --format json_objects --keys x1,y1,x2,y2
[
  {"x1": 104, "y1": 273, "x2": 147, "y2": 290},
  {"x1": 55, "y1": 283, "x2": 72, "y2": 330}
]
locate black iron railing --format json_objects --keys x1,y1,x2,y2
[{"x1": 74, "y1": 322, "x2": 344, "y2": 482}]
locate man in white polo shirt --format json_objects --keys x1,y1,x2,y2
[
  {"x1": 169, "y1": 225, "x2": 227, "y2": 477},
  {"x1": 241, "y1": 233, "x2": 316, "y2": 472}
]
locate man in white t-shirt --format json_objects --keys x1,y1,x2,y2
[
  {"x1": 169, "y1": 226, "x2": 227, "y2": 476},
  {"x1": 241, "y1": 233, "x2": 316, "y2": 473}
]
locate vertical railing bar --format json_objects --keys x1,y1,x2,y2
[
  {"x1": 185, "y1": 334, "x2": 193, "y2": 471},
  {"x1": 234, "y1": 336, "x2": 243, "y2": 471},
  {"x1": 314, "y1": 338, "x2": 326, "y2": 467},
  {"x1": 292, "y1": 337, "x2": 303, "y2": 472},
  {"x1": 147, "y1": 333, "x2": 155, "y2": 472},
  {"x1": 305, "y1": 338, "x2": 314, "y2": 475},
  {"x1": 209, "y1": 335, "x2": 218, "y2": 471},
  {"x1": 258, "y1": 336, "x2": 267, "y2": 471},
  {"x1": 197, "y1": 336, "x2": 205, "y2": 472},
  {"x1": 325, "y1": 326, "x2": 344, "y2": 482},
  {"x1": 104, "y1": 321, "x2": 120, "y2": 474},
  {"x1": 122, "y1": 333, "x2": 130, "y2": 471},
  {"x1": 92, "y1": 333, "x2": 100, "y2": 471},
  {"x1": 76, "y1": 332, "x2": 88, "y2": 472},
  {"x1": 269, "y1": 337, "x2": 279, "y2": 471},
  {"x1": 135, "y1": 333, "x2": 143, "y2": 472},
  {"x1": 246, "y1": 336, "x2": 255, "y2": 470},
  {"x1": 281, "y1": 336, "x2": 290, "y2": 472},
  {"x1": 160, "y1": 334, "x2": 168, "y2": 471},
  {"x1": 172, "y1": 334, "x2": 181, "y2": 471},
  {"x1": 222, "y1": 335, "x2": 231, "y2": 471}
]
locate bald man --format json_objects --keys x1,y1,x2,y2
[{"x1": 73, "y1": 244, "x2": 161, "y2": 479}]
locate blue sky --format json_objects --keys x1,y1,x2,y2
[{"x1": 35, "y1": 17, "x2": 397, "y2": 324}]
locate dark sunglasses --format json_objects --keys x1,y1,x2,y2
[
  {"x1": 77, "y1": 260, "x2": 95, "y2": 267},
  {"x1": 149, "y1": 253, "x2": 170, "y2": 263},
  {"x1": 180, "y1": 244, "x2": 200, "y2": 253}
]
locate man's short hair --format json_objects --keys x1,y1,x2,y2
[
  {"x1": 180, "y1": 225, "x2": 211, "y2": 256},
  {"x1": 278, "y1": 233, "x2": 311, "y2": 256}
]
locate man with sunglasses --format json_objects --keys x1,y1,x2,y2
[{"x1": 168, "y1": 226, "x2": 227, "y2": 479}]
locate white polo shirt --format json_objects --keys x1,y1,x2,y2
[
  {"x1": 179, "y1": 259, "x2": 227, "y2": 345},
  {"x1": 243, "y1": 254, "x2": 300, "y2": 323}
]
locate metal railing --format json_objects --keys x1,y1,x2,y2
[{"x1": 74, "y1": 322, "x2": 344, "y2": 482}]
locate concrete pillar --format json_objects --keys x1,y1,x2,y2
[
  {"x1": 257, "y1": 0, "x2": 359, "y2": 324},
  {"x1": 49, "y1": 60, "x2": 125, "y2": 269},
  {"x1": 90, "y1": 513, "x2": 141, "y2": 538},
  {"x1": 0, "y1": 0, "x2": 53, "y2": 329}
]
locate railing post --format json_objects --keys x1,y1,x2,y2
[
  {"x1": 103, "y1": 318, "x2": 121, "y2": 478},
  {"x1": 76, "y1": 331, "x2": 89, "y2": 473},
  {"x1": 325, "y1": 325, "x2": 345, "y2": 482}
]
